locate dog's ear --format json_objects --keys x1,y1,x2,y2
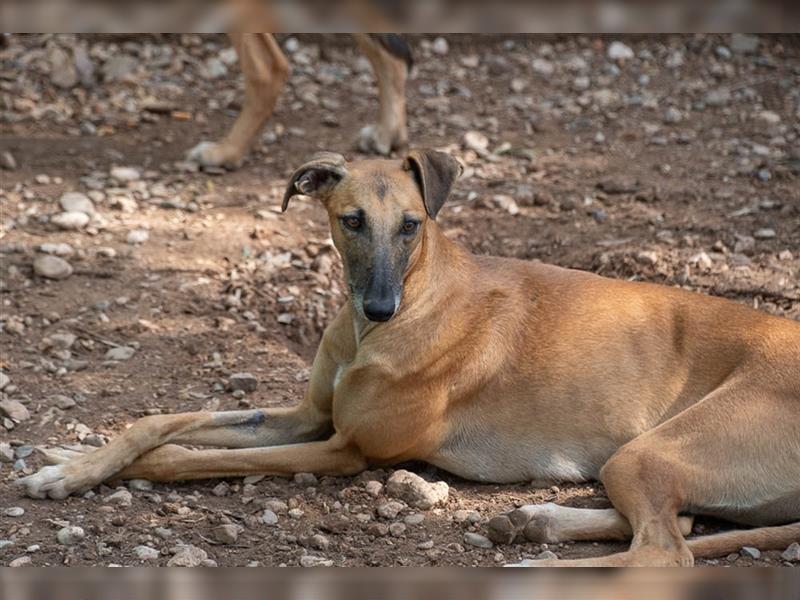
[
  {"x1": 282, "y1": 152, "x2": 348, "y2": 211},
  {"x1": 403, "y1": 149, "x2": 462, "y2": 219}
]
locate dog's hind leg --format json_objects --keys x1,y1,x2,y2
[
  {"x1": 507, "y1": 376, "x2": 800, "y2": 566},
  {"x1": 487, "y1": 503, "x2": 694, "y2": 545},
  {"x1": 188, "y1": 33, "x2": 288, "y2": 169},
  {"x1": 352, "y1": 34, "x2": 409, "y2": 155}
]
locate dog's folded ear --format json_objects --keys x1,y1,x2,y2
[
  {"x1": 403, "y1": 149, "x2": 462, "y2": 219},
  {"x1": 282, "y1": 152, "x2": 348, "y2": 211}
]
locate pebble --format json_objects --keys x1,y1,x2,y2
[
  {"x1": 5, "y1": 507, "x2": 25, "y2": 517},
  {"x1": 0, "y1": 399, "x2": 30, "y2": 422},
  {"x1": 464, "y1": 532, "x2": 494, "y2": 549},
  {"x1": 52, "y1": 395, "x2": 76, "y2": 409},
  {"x1": 781, "y1": 542, "x2": 800, "y2": 562},
  {"x1": 34, "y1": 255, "x2": 73, "y2": 279},
  {"x1": 432, "y1": 37, "x2": 449, "y2": 56},
  {"x1": 1, "y1": 151, "x2": 17, "y2": 170},
  {"x1": 211, "y1": 482, "x2": 230, "y2": 497},
  {"x1": 753, "y1": 228, "x2": 776, "y2": 240},
  {"x1": 491, "y1": 195, "x2": 520, "y2": 216},
  {"x1": 134, "y1": 545, "x2": 160, "y2": 561},
  {"x1": 51, "y1": 211, "x2": 90, "y2": 230},
  {"x1": 294, "y1": 472, "x2": 317, "y2": 486},
  {"x1": 9, "y1": 556, "x2": 31, "y2": 567},
  {"x1": 663, "y1": 107, "x2": 683, "y2": 124},
  {"x1": 536, "y1": 550, "x2": 559, "y2": 560},
  {"x1": 463, "y1": 131, "x2": 489, "y2": 155},
  {"x1": 300, "y1": 555, "x2": 334, "y2": 567},
  {"x1": 730, "y1": 33, "x2": 759, "y2": 54},
  {"x1": 57, "y1": 526, "x2": 86, "y2": 546},
  {"x1": 705, "y1": 88, "x2": 731, "y2": 107},
  {"x1": 126, "y1": 229, "x2": 149, "y2": 244},
  {"x1": 364, "y1": 480, "x2": 383, "y2": 497},
  {"x1": 212, "y1": 524, "x2": 241, "y2": 545},
  {"x1": 105, "y1": 489, "x2": 133, "y2": 507},
  {"x1": 167, "y1": 544, "x2": 209, "y2": 567},
  {"x1": 404, "y1": 513, "x2": 425, "y2": 526},
  {"x1": 38, "y1": 242, "x2": 74, "y2": 257},
  {"x1": 288, "y1": 508, "x2": 304, "y2": 520},
  {"x1": 740, "y1": 546, "x2": 761, "y2": 560},
  {"x1": 531, "y1": 58, "x2": 554, "y2": 76},
  {"x1": 229, "y1": 372, "x2": 258, "y2": 392},
  {"x1": 128, "y1": 479, "x2": 153, "y2": 492},
  {"x1": 636, "y1": 251, "x2": 659, "y2": 266},
  {"x1": 261, "y1": 510, "x2": 279, "y2": 525},
  {"x1": 385, "y1": 469, "x2": 449, "y2": 510},
  {"x1": 377, "y1": 501, "x2": 405, "y2": 519},
  {"x1": 0, "y1": 372, "x2": 9, "y2": 390},
  {"x1": 59, "y1": 192, "x2": 95, "y2": 215},
  {"x1": 110, "y1": 166, "x2": 141, "y2": 182},
  {"x1": 49, "y1": 332, "x2": 77, "y2": 349},
  {"x1": 607, "y1": 41, "x2": 634, "y2": 60},
  {"x1": 105, "y1": 346, "x2": 135, "y2": 361},
  {"x1": 417, "y1": 540, "x2": 435, "y2": 550}
]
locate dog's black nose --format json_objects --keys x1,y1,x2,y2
[{"x1": 363, "y1": 298, "x2": 396, "y2": 322}]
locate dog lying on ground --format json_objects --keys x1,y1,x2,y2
[
  {"x1": 19, "y1": 150, "x2": 800, "y2": 566},
  {"x1": 187, "y1": 33, "x2": 411, "y2": 169}
]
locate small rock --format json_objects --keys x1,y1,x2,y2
[
  {"x1": 229, "y1": 373, "x2": 258, "y2": 392},
  {"x1": 211, "y1": 482, "x2": 230, "y2": 497},
  {"x1": 636, "y1": 251, "x2": 659, "y2": 266},
  {"x1": 781, "y1": 542, "x2": 800, "y2": 562},
  {"x1": 126, "y1": 229, "x2": 149, "y2": 244},
  {"x1": 389, "y1": 522, "x2": 407, "y2": 537},
  {"x1": 757, "y1": 110, "x2": 781, "y2": 125},
  {"x1": 607, "y1": 41, "x2": 634, "y2": 60},
  {"x1": 463, "y1": 131, "x2": 489, "y2": 155},
  {"x1": 294, "y1": 472, "x2": 317, "y2": 486},
  {"x1": 111, "y1": 166, "x2": 141, "y2": 182},
  {"x1": 212, "y1": 524, "x2": 242, "y2": 545},
  {"x1": 128, "y1": 479, "x2": 153, "y2": 492},
  {"x1": 105, "y1": 346, "x2": 135, "y2": 361},
  {"x1": 57, "y1": 526, "x2": 85, "y2": 546},
  {"x1": 1, "y1": 151, "x2": 17, "y2": 171},
  {"x1": 492, "y1": 195, "x2": 520, "y2": 216},
  {"x1": 167, "y1": 545, "x2": 208, "y2": 567},
  {"x1": 417, "y1": 540, "x2": 435, "y2": 550},
  {"x1": 300, "y1": 555, "x2": 333, "y2": 567},
  {"x1": 51, "y1": 211, "x2": 90, "y2": 230},
  {"x1": 59, "y1": 192, "x2": 94, "y2": 215},
  {"x1": 9, "y1": 556, "x2": 31, "y2": 567},
  {"x1": 432, "y1": 37, "x2": 449, "y2": 56},
  {"x1": 690, "y1": 251, "x2": 713, "y2": 270},
  {"x1": 531, "y1": 58, "x2": 554, "y2": 76},
  {"x1": 261, "y1": 510, "x2": 279, "y2": 525},
  {"x1": 536, "y1": 550, "x2": 559, "y2": 560},
  {"x1": 105, "y1": 489, "x2": 133, "y2": 507},
  {"x1": 464, "y1": 532, "x2": 493, "y2": 549},
  {"x1": 705, "y1": 88, "x2": 731, "y2": 107},
  {"x1": 288, "y1": 508, "x2": 304, "y2": 520},
  {"x1": 730, "y1": 33, "x2": 759, "y2": 54},
  {"x1": 404, "y1": 513, "x2": 425, "y2": 526},
  {"x1": 663, "y1": 107, "x2": 683, "y2": 124},
  {"x1": 597, "y1": 177, "x2": 638, "y2": 194},
  {"x1": 5, "y1": 507, "x2": 24, "y2": 517},
  {"x1": 134, "y1": 545, "x2": 160, "y2": 561},
  {"x1": 52, "y1": 395, "x2": 76, "y2": 410},
  {"x1": 753, "y1": 228, "x2": 776, "y2": 240},
  {"x1": 49, "y1": 332, "x2": 77, "y2": 349},
  {"x1": 740, "y1": 546, "x2": 761, "y2": 560},
  {"x1": 102, "y1": 55, "x2": 137, "y2": 81},
  {"x1": 377, "y1": 501, "x2": 405, "y2": 519},
  {"x1": 715, "y1": 45, "x2": 732, "y2": 60},
  {"x1": 0, "y1": 400, "x2": 30, "y2": 422},
  {"x1": 39, "y1": 242, "x2": 74, "y2": 256},
  {"x1": 0, "y1": 372, "x2": 9, "y2": 390},
  {"x1": 386, "y1": 470, "x2": 449, "y2": 510},
  {"x1": 365, "y1": 480, "x2": 383, "y2": 497},
  {"x1": 34, "y1": 255, "x2": 73, "y2": 280}
]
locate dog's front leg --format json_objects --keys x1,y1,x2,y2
[{"x1": 113, "y1": 433, "x2": 366, "y2": 482}]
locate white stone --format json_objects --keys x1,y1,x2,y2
[{"x1": 51, "y1": 211, "x2": 89, "y2": 230}]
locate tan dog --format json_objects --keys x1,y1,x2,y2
[
  {"x1": 19, "y1": 151, "x2": 800, "y2": 567},
  {"x1": 187, "y1": 34, "x2": 410, "y2": 169}
]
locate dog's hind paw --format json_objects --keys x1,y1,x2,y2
[
  {"x1": 186, "y1": 141, "x2": 242, "y2": 170},
  {"x1": 16, "y1": 465, "x2": 70, "y2": 500},
  {"x1": 355, "y1": 124, "x2": 406, "y2": 156},
  {"x1": 486, "y1": 503, "x2": 559, "y2": 544}
]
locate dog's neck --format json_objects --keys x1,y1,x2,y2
[{"x1": 350, "y1": 220, "x2": 471, "y2": 343}]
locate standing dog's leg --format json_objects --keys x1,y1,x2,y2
[
  {"x1": 188, "y1": 33, "x2": 288, "y2": 169},
  {"x1": 352, "y1": 34, "x2": 409, "y2": 155}
]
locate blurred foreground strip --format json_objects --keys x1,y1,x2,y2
[
  {"x1": 1, "y1": 0, "x2": 799, "y2": 32},
  {"x1": 1, "y1": 569, "x2": 800, "y2": 600}
]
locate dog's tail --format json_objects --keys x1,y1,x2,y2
[
  {"x1": 369, "y1": 34, "x2": 413, "y2": 72},
  {"x1": 686, "y1": 522, "x2": 800, "y2": 559}
]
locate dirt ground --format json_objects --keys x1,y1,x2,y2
[{"x1": 1, "y1": 34, "x2": 798, "y2": 567}]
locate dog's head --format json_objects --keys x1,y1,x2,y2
[{"x1": 283, "y1": 150, "x2": 461, "y2": 322}]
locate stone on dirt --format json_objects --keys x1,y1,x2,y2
[
  {"x1": 212, "y1": 524, "x2": 242, "y2": 545},
  {"x1": 464, "y1": 532, "x2": 493, "y2": 549},
  {"x1": 59, "y1": 192, "x2": 95, "y2": 215},
  {"x1": 0, "y1": 399, "x2": 30, "y2": 422},
  {"x1": 385, "y1": 469, "x2": 449, "y2": 510},
  {"x1": 782, "y1": 542, "x2": 800, "y2": 562},
  {"x1": 167, "y1": 544, "x2": 209, "y2": 567},
  {"x1": 34, "y1": 255, "x2": 73, "y2": 280},
  {"x1": 51, "y1": 211, "x2": 90, "y2": 230},
  {"x1": 134, "y1": 545, "x2": 160, "y2": 561},
  {"x1": 229, "y1": 372, "x2": 258, "y2": 392},
  {"x1": 56, "y1": 526, "x2": 85, "y2": 546}
]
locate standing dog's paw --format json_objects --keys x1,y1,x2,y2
[
  {"x1": 355, "y1": 125, "x2": 406, "y2": 156},
  {"x1": 186, "y1": 141, "x2": 242, "y2": 170},
  {"x1": 16, "y1": 465, "x2": 71, "y2": 500}
]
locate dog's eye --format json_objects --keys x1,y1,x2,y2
[
  {"x1": 342, "y1": 216, "x2": 362, "y2": 231},
  {"x1": 400, "y1": 220, "x2": 419, "y2": 235}
]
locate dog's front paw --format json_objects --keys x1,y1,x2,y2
[
  {"x1": 16, "y1": 465, "x2": 72, "y2": 500},
  {"x1": 186, "y1": 141, "x2": 243, "y2": 170}
]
